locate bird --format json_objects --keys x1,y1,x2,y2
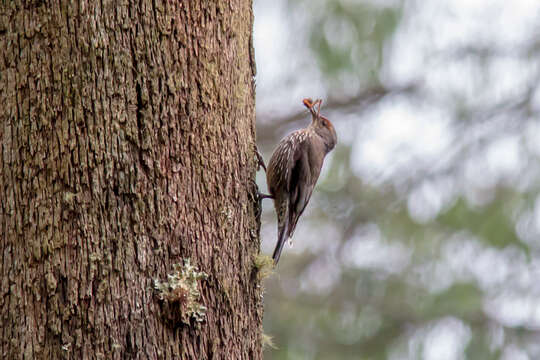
[{"x1": 265, "y1": 98, "x2": 337, "y2": 265}]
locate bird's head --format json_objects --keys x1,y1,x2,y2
[{"x1": 303, "y1": 98, "x2": 337, "y2": 152}]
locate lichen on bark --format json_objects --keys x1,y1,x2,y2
[{"x1": 154, "y1": 259, "x2": 209, "y2": 326}]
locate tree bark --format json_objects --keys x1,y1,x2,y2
[{"x1": 0, "y1": 1, "x2": 262, "y2": 359}]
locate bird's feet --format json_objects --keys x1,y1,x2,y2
[
  {"x1": 249, "y1": 179, "x2": 274, "y2": 203},
  {"x1": 255, "y1": 147, "x2": 267, "y2": 172},
  {"x1": 258, "y1": 193, "x2": 274, "y2": 200}
]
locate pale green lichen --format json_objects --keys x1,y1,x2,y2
[
  {"x1": 154, "y1": 259, "x2": 208, "y2": 325},
  {"x1": 261, "y1": 332, "x2": 277, "y2": 350},
  {"x1": 253, "y1": 254, "x2": 274, "y2": 281}
]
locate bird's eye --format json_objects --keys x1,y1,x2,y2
[{"x1": 321, "y1": 117, "x2": 330, "y2": 128}]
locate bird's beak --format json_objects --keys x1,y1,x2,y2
[
  {"x1": 315, "y1": 99, "x2": 322, "y2": 117},
  {"x1": 303, "y1": 98, "x2": 322, "y2": 123},
  {"x1": 302, "y1": 98, "x2": 314, "y2": 109}
]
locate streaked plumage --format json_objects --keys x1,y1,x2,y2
[{"x1": 266, "y1": 99, "x2": 337, "y2": 264}]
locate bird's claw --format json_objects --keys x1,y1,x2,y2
[
  {"x1": 258, "y1": 192, "x2": 274, "y2": 200},
  {"x1": 255, "y1": 149, "x2": 267, "y2": 172},
  {"x1": 248, "y1": 179, "x2": 273, "y2": 202}
]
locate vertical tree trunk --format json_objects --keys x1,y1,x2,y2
[{"x1": 0, "y1": 1, "x2": 262, "y2": 359}]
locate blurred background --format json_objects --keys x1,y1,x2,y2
[{"x1": 253, "y1": 0, "x2": 540, "y2": 359}]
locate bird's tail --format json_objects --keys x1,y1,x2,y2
[{"x1": 273, "y1": 205, "x2": 289, "y2": 265}]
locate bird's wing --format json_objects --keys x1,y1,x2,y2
[
  {"x1": 267, "y1": 134, "x2": 296, "y2": 194},
  {"x1": 272, "y1": 133, "x2": 305, "y2": 264},
  {"x1": 270, "y1": 134, "x2": 298, "y2": 264},
  {"x1": 287, "y1": 140, "x2": 315, "y2": 239}
]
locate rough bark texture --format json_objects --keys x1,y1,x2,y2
[{"x1": 0, "y1": 1, "x2": 262, "y2": 359}]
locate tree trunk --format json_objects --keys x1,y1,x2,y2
[{"x1": 0, "y1": 1, "x2": 262, "y2": 359}]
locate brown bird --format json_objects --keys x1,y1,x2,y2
[{"x1": 265, "y1": 98, "x2": 337, "y2": 264}]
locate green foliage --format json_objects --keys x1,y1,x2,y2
[
  {"x1": 430, "y1": 283, "x2": 483, "y2": 318},
  {"x1": 437, "y1": 195, "x2": 527, "y2": 251},
  {"x1": 465, "y1": 332, "x2": 502, "y2": 360},
  {"x1": 292, "y1": 0, "x2": 401, "y2": 86}
]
